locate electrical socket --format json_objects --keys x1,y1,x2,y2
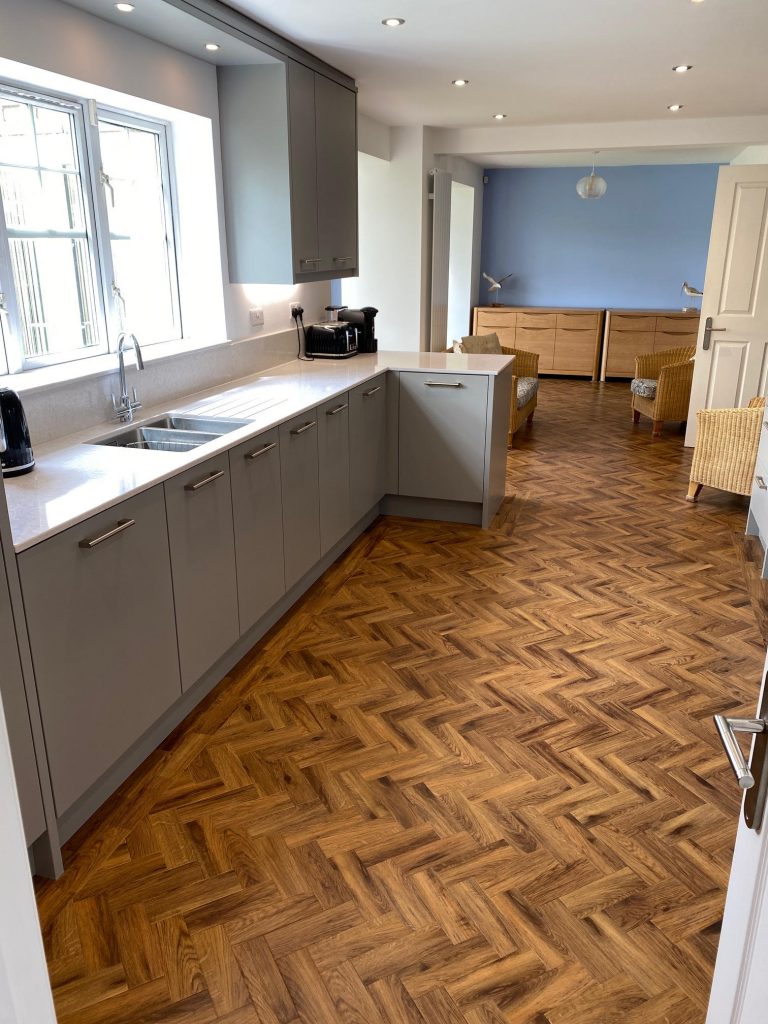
[
  {"x1": 289, "y1": 302, "x2": 303, "y2": 318},
  {"x1": 249, "y1": 307, "x2": 264, "y2": 328}
]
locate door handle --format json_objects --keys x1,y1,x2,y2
[
  {"x1": 244, "y1": 441, "x2": 276, "y2": 460},
  {"x1": 78, "y1": 518, "x2": 136, "y2": 549},
  {"x1": 185, "y1": 469, "x2": 225, "y2": 492},
  {"x1": 714, "y1": 714, "x2": 768, "y2": 829},
  {"x1": 326, "y1": 403, "x2": 348, "y2": 416},
  {"x1": 756, "y1": 476, "x2": 767, "y2": 491},
  {"x1": 703, "y1": 316, "x2": 726, "y2": 351},
  {"x1": 362, "y1": 386, "x2": 381, "y2": 398},
  {"x1": 290, "y1": 421, "x2": 316, "y2": 435},
  {"x1": 424, "y1": 381, "x2": 463, "y2": 388},
  {"x1": 714, "y1": 715, "x2": 764, "y2": 789}
]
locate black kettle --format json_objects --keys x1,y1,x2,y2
[{"x1": 0, "y1": 388, "x2": 34, "y2": 477}]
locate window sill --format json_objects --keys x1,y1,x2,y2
[{"x1": 0, "y1": 332, "x2": 273, "y2": 397}]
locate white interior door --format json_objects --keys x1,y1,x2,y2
[
  {"x1": 707, "y1": 648, "x2": 768, "y2": 1023},
  {"x1": 686, "y1": 165, "x2": 768, "y2": 446},
  {"x1": 446, "y1": 181, "x2": 475, "y2": 346}
]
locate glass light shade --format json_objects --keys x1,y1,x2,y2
[{"x1": 576, "y1": 172, "x2": 608, "y2": 199}]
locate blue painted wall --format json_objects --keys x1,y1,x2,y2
[{"x1": 479, "y1": 164, "x2": 720, "y2": 309}]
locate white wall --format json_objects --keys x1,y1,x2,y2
[
  {"x1": 732, "y1": 145, "x2": 768, "y2": 164},
  {"x1": 447, "y1": 181, "x2": 476, "y2": 346}
]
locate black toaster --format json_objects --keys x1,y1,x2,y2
[{"x1": 305, "y1": 322, "x2": 359, "y2": 359}]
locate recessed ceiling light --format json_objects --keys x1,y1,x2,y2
[
  {"x1": 493, "y1": 113, "x2": 507, "y2": 120},
  {"x1": 381, "y1": 17, "x2": 405, "y2": 26},
  {"x1": 668, "y1": 103, "x2": 684, "y2": 111},
  {"x1": 673, "y1": 64, "x2": 693, "y2": 73},
  {"x1": 114, "y1": 2, "x2": 134, "y2": 10},
  {"x1": 452, "y1": 79, "x2": 469, "y2": 87},
  {"x1": 205, "y1": 42, "x2": 220, "y2": 51}
]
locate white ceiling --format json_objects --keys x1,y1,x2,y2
[
  {"x1": 479, "y1": 145, "x2": 745, "y2": 169},
  {"x1": 224, "y1": 0, "x2": 768, "y2": 129}
]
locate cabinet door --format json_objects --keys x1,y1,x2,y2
[
  {"x1": 229, "y1": 429, "x2": 286, "y2": 635},
  {"x1": 165, "y1": 455, "x2": 239, "y2": 691},
  {"x1": 0, "y1": 551, "x2": 44, "y2": 843},
  {"x1": 553, "y1": 327, "x2": 597, "y2": 373},
  {"x1": 287, "y1": 61, "x2": 320, "y2": 275},
  {"x1": 315, "y1": 73, "x2": 358, "y2": 274},
  {"x1": 514, "y1": 327, "x2": 555, "y2": 370},
  {"x1": 399, "y1": 372, "x2": 489, "y2": 503},
  {"x1": 18, "y1": 486, "x2": 181, "y2": 815},
  {"x1": 280, "y1": 411, "x2": 321, "y2": 590},
  {"x1": 317, "y1": 394, "x2": 352, "y2": 554},
  {"x1": 349, "y1": 375, "x2": 389, "y2": 522},
  {"x1": 606, "y1": 330, "x2": 655, "y2": 375}
]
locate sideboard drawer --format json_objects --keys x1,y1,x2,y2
[
  {"x1": 476, "y1": 310, "x2": 517, "y2": 329},
  {"x1": 557, "y1": 311, "x2": 600, "y2": 331},
  {"x1": 655, "y1": 315, "x2": 699, "y2": 334},
  {"x1": 611, "y1": 314, "x2": 657, "y2": 333},
  {"x1": 517, "y1": 311, "x2": 557, "y2": 330}
]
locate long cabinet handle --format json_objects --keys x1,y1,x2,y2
[
  {"x1": 424, "y1": 380, "x2": 463, "y2": 388},
  {"x1": 79, "y1": 518, "x2": 136, "y2": 549},
  {"x1": 244, "y1": 441, "x2": 276, "y2": 460},
  {"x1": 185, "y1": 469, "x2": 225, "y2": 492},
  {"x1": 333, "y1": 256, "x2": 352, "y2": 263},
  {"x1": 290, "y1": 420, "x2": 316, "y2": 435},
  {"x1": 363, "y1": 386, "x2": 381, "y2": 398},
  {"x1": 326, "y1": 403, "x2": 348, "y2": 416},
  {"x1": 756, "y1": 475, "x2": 767, "y2": 491},
  {"x1": 300, "y1": 258, "x2": 322, "y2": 265}
]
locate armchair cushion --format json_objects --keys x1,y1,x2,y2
[
  {"x1": 516, "y1": 378, "x2": 539, "y2": 410},
  {"x1": 630, "y1": 378, "x2": 658, "y2": 400},
  {"x1": 459, "y1": 333, "x2": 503, "y2": 355}
]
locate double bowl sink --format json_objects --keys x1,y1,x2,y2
[{"x1": 89, "y1": 415, "x2": 249, "y2": 454}]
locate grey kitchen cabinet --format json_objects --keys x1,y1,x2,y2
[
  {"x1": 349, "y1": 373, "x2": 389, "y2": 522},
  {"x1": 0, "y1": 544, "x2": 45, "y2": 844},
  {"x1": 229, "y1": 428, "x2": 286, "y2": 634},
  {"x1": 280, "y1": 409, "x2": 321, "y2": 589},
  {"x1": 218, "y1": 60, "x2": 357, "y2": 285},
  {"x1": 398, "y1": 372, "x2": 489, "y2": 503},
  {"x1": 165, "y1": 454, "x2": 239, "y2": 691},
  {"x1": 317, "y1": 393, "x2": 352, "y2": 555},
  {"x1": 18, "y1": 486, "x2": 181, "y2": 816}
]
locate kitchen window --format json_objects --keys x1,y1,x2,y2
[{"x1": 0, "y1": 84, "x2": 181, "y2": 375}]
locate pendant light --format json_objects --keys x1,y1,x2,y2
[{"x1": 576, "y1": 153, "x2": 608, "y2": 199}]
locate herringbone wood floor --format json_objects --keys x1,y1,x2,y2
[{"x1": 36, "y1": 380, "x2": 767, "y2": 1024}]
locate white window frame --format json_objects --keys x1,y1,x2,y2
[{"x1": 0, "y1": 80, "x2": 183, "y2": 375}]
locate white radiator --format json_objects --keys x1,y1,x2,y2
[{"x1": 428, "y1": 168, "x2": 452, "y2": 352}]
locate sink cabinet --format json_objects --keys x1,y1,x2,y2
[
  {"x1": 317, "y1": 393, "x2": 352, "y2": 554},
  {"x1": 229, "y1": 428, "x2": 286, "y2": 634},
  {"x1": 349, "y1": 373, "x2": 389, "y2": 522},
  {"x1": 17, "y1": 485, "x2": 181, "y2": 815},
  {"x1": 165, "y1": 454, "x2": 239, "y2": 690},
  {"x1": 280, "y1": 410, "x2": 321, "y2": 589}
]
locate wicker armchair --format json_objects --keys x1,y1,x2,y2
[
  {"x1": 631, "y1": 345, "x2": 696, "y2": 438},
  {"x1": 455, "y1": 333, "x2": 540, "y2": 445},
  {"x1": 686, "y1": 397, "x2": 766, "y2": 502}
]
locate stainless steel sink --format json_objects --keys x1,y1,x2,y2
[{"x1": 88, "y1": 415, "x2": 249, "y2": 453}]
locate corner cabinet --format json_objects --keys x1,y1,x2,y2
[
  {"x1": 18, "y1": 486, "x2": 181, "y2": 816},
  {"x1": 218, "y1": 59, "x2": 358, "y2": 285},
  {"x1": 349, "y1": 374, "x2": 389, "y2": 522}
]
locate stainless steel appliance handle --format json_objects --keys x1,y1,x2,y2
[
  {"x1": 290, "y1": 421, "x2": 316, "y2": 435},
  {"x1": 185, "y1": 469, "x2": 225, "y2": 492},
  {"x1": 326, "y1": 403, "x2": 348, "y2": 416},
  {"x1": 424, "y1": 381, "x2": 463, "y2": 388},
  {"x1": 244, "y1": 442, "x2": 276, "y2": 460},
  {"x1": 78, "y1": 518, "x2": 136, "y2": 549},
  {"x1": 333, "y1": 256, "x2": 352, "y2": 263},
  {"x1": 714, "y1": 715, "x2": 765, "y2": 789},
  {"x1": 703, "y1": 316, "x2": 726, "y2": 351},
  {"x1": 362, "y1": 386, "x2": 381, "y2": 398},
  {"x1": 756, "y1": 476, "x2": 767, "y2": 491}
]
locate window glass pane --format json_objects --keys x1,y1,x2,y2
[
  {"x1": 99, "y1": 119, "x2": 178, "y2": 344},
  {"x1": 0, "y1": 94, "x2": 102, "y2": 363}
]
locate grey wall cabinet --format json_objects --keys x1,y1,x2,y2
[
  {"x1": 0, "y1": 546, "x2": 45, "y2": 843},
  {"x1": 218, "y1": 60, "x2": 358, "y2": 285},
  {"x1": 165, "y1": 455, "x2": 239, "y2": 691},
  {"x1": 18, "y1": 486, "x2": 181, "y2": 816},
  {"x1": 280, "y1": 410, "x2": 321, "y2": 589},
  {"x1": 349, "y1": 374, "x2": 389, "y2": 522},
  {"x1": 317, "y1": 393, "x2": 352, "y2": 555},
  {"x1": 229, "y1": 428, "x2": 286, "y2": 635},
  {"x1": 398, "y1": 372, "x2": 489, "y2": 503}
]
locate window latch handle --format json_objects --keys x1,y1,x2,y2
[{"x1": 99, "y1": 168, "x2": 115, "y2": 208}]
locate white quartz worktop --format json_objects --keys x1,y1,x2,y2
[{"x1": 5, "y1": 350, "x2": 513, "y2": 552}]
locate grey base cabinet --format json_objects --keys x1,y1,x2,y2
[
  {"x1": 229, "y1": 429, "x2": 286, "y2": 634},
  {"x1": 18, "y1": 485, "x2": 181, "y2": 816},
  {"x1": 280, "y1": 411, "x2": 321, "y2": 589},
  {"x1": 318, "y1": 393, "x2": 352, "y2": 554},
  {"x1": 165, "y1": 454, "x2": 239, "y2": 691},
  {"x1": 350, "y1": 374, "x2": 389, "y2": 522},
  {"x1": 398, "y1": 372, "x2": 489, "y2": 503}
]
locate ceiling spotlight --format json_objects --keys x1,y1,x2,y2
[
  {"x1": 382, "y1": 17, "x2": 405, "y2": 26},
  {"x1": 668, "y1": 103, "x2": 684, "y2": 111},
  {"x1": 493, "y1": 113, "x2": 507, "y2": 120},
  {"x1": 114, "y1": 2, "x2": 135, "y2": 10},
  {"x1": 205, "y1": 42, "x2": 220, "y2": 51},
  {"x1": 673, "y1": 64, "x2": 693, "y2": 73},
  {"x1": 452, "y1": 79, "x2": 469, "y2": 87}
]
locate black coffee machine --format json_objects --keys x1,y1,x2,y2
[
  {"x1": 0, "y1": 388, "x2": 34, "y2": 477},
  {"x1": 340, "y1": 307, "x2": 378, "y2": 353}
]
